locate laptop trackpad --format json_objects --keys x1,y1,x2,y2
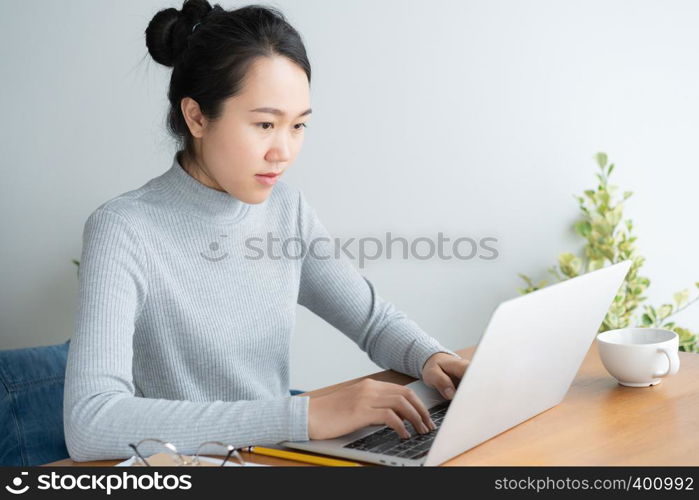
[{"x1": 404, "y1": 379, "x2": 447, "y2": 409}]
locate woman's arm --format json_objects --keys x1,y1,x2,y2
[
  {"x1": 64, "y1": 208, "x2": 309, "y2": 461},
  {"x1": 295, "y1": 191, "x2": 458, "y2": 380}
]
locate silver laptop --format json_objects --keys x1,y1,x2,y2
[{"x1": 281, "y1": 260, "x2": 632, "y2": 466}]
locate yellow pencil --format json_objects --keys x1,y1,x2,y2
[{"x1": 242, "y1": 446, "x2": 362, "y2": 467}]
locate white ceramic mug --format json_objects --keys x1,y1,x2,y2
[{"x1": 596, "y1": 328, "x2": 680, "y2": 387}]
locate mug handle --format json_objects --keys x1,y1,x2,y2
[{"x1": 652, "y1": 347, "x2": 680, "y2": 378}]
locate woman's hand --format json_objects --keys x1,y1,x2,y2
[
  {"x1": 421, "y1": 352, "x2": 470, "y2": 400},
  {"x1": 307, "y1": 378, "x2": 438, "y2": 440}
]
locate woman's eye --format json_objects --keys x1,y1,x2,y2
[{"x1": 256, "y1": 122, "x2": 307, "y2": 131}]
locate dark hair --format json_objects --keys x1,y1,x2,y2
[{"x1": 145, "y1": 0, "x2": 312, "y2": 165}]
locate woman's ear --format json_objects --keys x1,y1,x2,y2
[{"x1": 181, "y1": 97, "x2": 207, "y2": 138}]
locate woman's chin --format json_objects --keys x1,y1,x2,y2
[{"x1": 238, "y1": 187, "x2": 274, "y2": 204}]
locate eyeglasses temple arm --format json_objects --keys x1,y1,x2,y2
[{"x1": 128, "y1": 443, "x2": 151, "y2": 467}]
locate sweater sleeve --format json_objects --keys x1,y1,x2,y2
[
  {"x1": 295, "y1": 191, "x2": 460, "y2": 380},
  {"x1": 64, "y1": 208, "x2": 309, "y2": 462}
]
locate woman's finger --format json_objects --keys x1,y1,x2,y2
[
  {"x1": 381, "y1": 382, "x2": 435, "y2": 431},
  {"x1": 429, "y1": 369, "x2": 458, "y2": 400},
  {"x1": 373, "y1": 408, "x2": 410, "y2": 439},
  {"x1": 380, "y1": 394, "x2": 430, "y2": 434},
  {"x1": 400, "y1": 386, "x2": 436, "y2": 430},
  {"x1": 442, "y1": 357, "x2": 470, "y2": 380}
]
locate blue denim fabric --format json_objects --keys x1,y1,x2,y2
[
  {"x1": 0, "y1": 339, "x2": 306, "y2": 466},
  {"x1": 0, "y1": 340, "x2": 70, "y2": 466}
]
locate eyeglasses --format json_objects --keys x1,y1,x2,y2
[{"x1": 128, "y1": 438, "x2": 246, "y2": 467}]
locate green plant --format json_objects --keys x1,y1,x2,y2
[{"x1": 517, "y1": 152, "x2": 699, "y2": 353}]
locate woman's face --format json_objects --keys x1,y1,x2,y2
[{"x1": 181, "y1": 55, "x2": 311, "y2": 204}]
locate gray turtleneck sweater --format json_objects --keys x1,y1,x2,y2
[{"x1": 64, "y1": 152, "x2": 457, "y2": 461}]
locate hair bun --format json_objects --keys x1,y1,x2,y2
[{"x1": 145, "y1": 0, "x2": 213, "y2": 68}]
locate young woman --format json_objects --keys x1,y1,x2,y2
[{"x1": 63, "y1": 0, "x2": 469, "y2": 461}]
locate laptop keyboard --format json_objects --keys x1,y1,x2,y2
[{"x1": 342, "y1": 400, "x2": 450, "y2": 460}]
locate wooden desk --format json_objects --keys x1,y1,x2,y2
[{"x1": 45, "y1": 343, "x2": 698, "y2": 467}]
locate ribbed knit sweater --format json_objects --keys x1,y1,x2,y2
[{"x1": 63, "y1": 152, "x2": 457, "y2": 461}]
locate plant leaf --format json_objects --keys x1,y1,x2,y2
[
  {"x1": 673, "y1": 289, "x2": 689, "y2": 308},
  {"x1": 589, "y1": 259, "x2": 605, "y2": 271},
  {"x1": 517, "y1": 273, "x2": 534, "y2": 287},
  {"x1": 657, "y1": 304, "x2": 673, "y2": 320},
  {"x1": 644, "y1": 306, "x2": 657, "y2": 324},
  {"x1": 574, "y1": 220, "x2": 592, "y2": 238},
  {"x1": 595, "y1": 152, "x2": 608, "y2": 169}
]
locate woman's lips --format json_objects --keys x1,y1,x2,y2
[{"x1": 255, "y1": 173, "x2": 279, "y2": 186}]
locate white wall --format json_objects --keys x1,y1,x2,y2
[{"x1": 1, "y1": 0, "x2": 696, "y2": 392}]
